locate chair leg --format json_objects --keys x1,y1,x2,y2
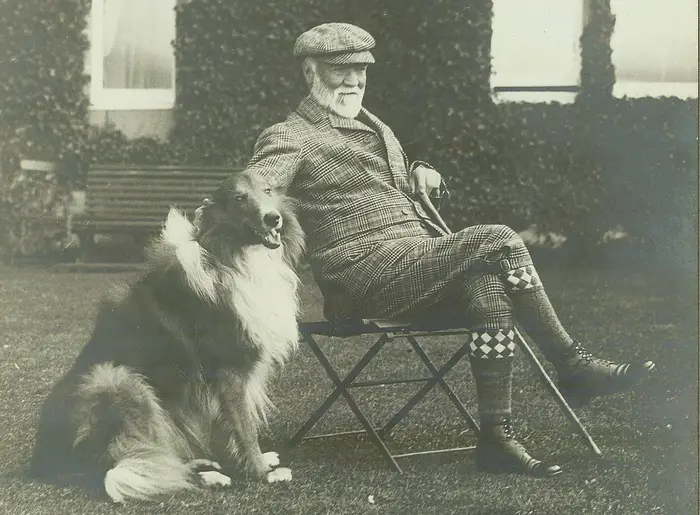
[
  {"x1": 381, "y1": 340, "x2": 472, "y2": 435},
  {"x1": 513, "y1": 327, "x2": 603, "y2": 456},
  {"x1": 405, "y1": 336, "x2": 481, "y2": 436},
  {"x1": 290, "y1": 333, "x2": 403, "y2": 472}
]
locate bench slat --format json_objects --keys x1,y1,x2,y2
[
  {"x1": 86, "y1": 202, "x2": 201, "y2": 209},
  {"x1": 86, "y1": 180, "x2": 226, "y2": 189},
  {"x1": 87, "y1": 175, "x2": 231, "y2": 183},
  {"x1": 85, "y1": 210, "x2": 200, "y2": 218},
  {"x1": 85, "y1": 187, "x2": 217, "y2": 196},
  {"x1": 89, "y1": 165, "x2": 234, "y2": 172},
  {"x1": 78, "y1": 221, "x2": 164, "y2": 229},
  {"x1": 88, "y1": 167, "x2": 234, "y2": 175},
  {"x1": 86, "y1": 174, "x2": 228, "y2": 181},
  {"x1": 87, "y1": 177, "x2": 221, "y2": 188},
  {"x1": 86, "y1": 202, "x2": 202, "y2": 210},
  {"x1": 86, "y1": 206, "x2": 192, "y2": 214}
]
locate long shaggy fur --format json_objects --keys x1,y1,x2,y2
[{"x1": 29, "y1": 171, "x2": 305, "y2": 502}]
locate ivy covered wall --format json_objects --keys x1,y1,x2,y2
[
  {"x1": 0, "y1": 0, "x2": 91, "y2": 258},
  {"x1": 0, "y1": 0, "x2": 697, "y2": 263}
]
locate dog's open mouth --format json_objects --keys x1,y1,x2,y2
[{"x1": 262, "y1": 228, "x2": 282, "y2": 249}]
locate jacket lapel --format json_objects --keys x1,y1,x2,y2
[
  {"x1": 296, "y1": 96, "x2": 327, "y2": 125},
  {"x1": 361, "y1": 108, "x2": 411, "y2": 192},
  {"x1": 329, "y1": 112, "x2": 375, "y2": 134},
  {"x1": 295, "y1": 97, "x2": 410, "y2": 192}
]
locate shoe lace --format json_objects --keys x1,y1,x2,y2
[
  {"x1": 571, "y1": 341, "x2": 593, "y2": 361},
  {"x1": 498, "y1": 419, "x2": 541, "y2": 468},
  {"x1": 571, "y1": 341, "x2": 616, "y2": 368},
  {"x1": 501, "y1": 419, "x2": 515, "y2": 438}
]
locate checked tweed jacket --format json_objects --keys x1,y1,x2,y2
[{"x1": 247, "y1": 96, "x2": 533, "y2": 322}]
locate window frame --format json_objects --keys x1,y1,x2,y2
[
  {"x1": 88, "y1": 0, "x2": 177, "y2": 111},
  {"x1": 489, "y1": 0, "x2": 585, "y2": 104}
]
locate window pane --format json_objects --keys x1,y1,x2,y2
[
  {"x1": 102, "y1": 0, "x2": 176, "y2": 90},
  {"x1": 491, "y1": 0, "x2": 583, "y2": 88},
  {"x1": 611, "y1": 0, "x2": 698, "y2": 98}
]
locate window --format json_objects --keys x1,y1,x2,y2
[
  {"x1": 491, "y1": 0, "x2": 698, "y2": 103},
  {"x1": 87, "y1": 0, "x2": 177, "y2": 110},
  {"x1": 610, "y1": 0, "x2": 698, "y2": 99},
  {"x1": 490, "y1": 1, "x2": 584, "y2": 104}
]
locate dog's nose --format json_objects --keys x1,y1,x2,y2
[{"x1": 263, "y1": 212, "x2": 282, "y2": 228}]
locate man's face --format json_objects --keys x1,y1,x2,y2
[{"x1": 309, "y1": 61, "x2": 367, "y2": 119}]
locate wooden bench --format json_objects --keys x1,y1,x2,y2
[{"x1": 72, "y1": 164, "x2": 236, "y2": 262}]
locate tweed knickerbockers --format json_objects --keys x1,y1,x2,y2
[{"x1": 322, "y1": 223, "x2": 534, "y2": 322}]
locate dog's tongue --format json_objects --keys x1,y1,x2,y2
[{"x1": 263, "y1": 229, "x2": 281, "y2": 249}]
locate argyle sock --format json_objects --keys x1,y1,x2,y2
[
  {"x1": 503, "y1": 263, "x2": 656, "y2": 405},
  {"x1": 468, "y1": 328, "x2": 516, "y2": 422},
  {"x1": 459, "y1": 272, "x2": 516, "y2": 422},
  {"x1": 461, "y1": 272, "x2": 562, "y2": 476},
  {"x1": 502, "y1": 264, "x2": 575, "y2": 359}
]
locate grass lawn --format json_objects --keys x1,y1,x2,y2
[{"x1": 0, "y1": 263, "x2": 697, "y2": 514}]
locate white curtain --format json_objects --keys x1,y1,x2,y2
[{"x1": 102, "y1": 0, "x2": 176, "y2": 89}]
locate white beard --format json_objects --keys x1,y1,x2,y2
[{"x1": 310, "y1": 75, "x2": 364, "y2": 119}]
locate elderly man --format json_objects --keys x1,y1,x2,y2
[{"x1": 238, "y1": 23, "x2": 655, "y2": 476}]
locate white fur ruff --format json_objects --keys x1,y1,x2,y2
[
  {"x1": 68, "y1": 208, "x2": 300, "y2": 503},
  {"x1": 152, "y1": 208, "x2": 299, "y2": 353}
]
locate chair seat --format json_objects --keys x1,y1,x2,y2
[{"x1": 298, "y1": 318, "x2": 470, "y2": 337}]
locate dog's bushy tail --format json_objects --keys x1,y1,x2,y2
[
  {"x1": 73, "y1": 363, "x2": 196, "y2": 502},
  {"x1": 103, "y1": 452, "x2": 195, "y2": 503}
]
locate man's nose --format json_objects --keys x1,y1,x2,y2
[{"x1": 343, "y1": 70, "x2": 360, "y2": 87}]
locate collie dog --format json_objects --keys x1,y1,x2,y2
[{"x1": 29, "y1": 171, "x2": 305, "y2": 503}]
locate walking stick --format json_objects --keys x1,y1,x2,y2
[
  {"x1": 418, "y1": 191, "x2": 452, "y2": 235},
  {"x1": 416, "y1": 192, "x2": 602, "y2": 456}
]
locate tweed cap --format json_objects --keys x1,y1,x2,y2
[{"x1": 293, "y1": 23, "x2": 375, "y2": 64}]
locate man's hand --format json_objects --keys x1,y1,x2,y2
[{"x1": 409, "y1": 165, "x2": 442, "y2": 197}]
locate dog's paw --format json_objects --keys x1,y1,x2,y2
[
  {"x1": 261, "y1": 451, "x2": 280, "y2": 469},
  {"x1": 198, "y1": 470, "x2": 231, "y2": 488},
  {"x1": 265, "y1": 467, "x2": 292, "y2": 483}
]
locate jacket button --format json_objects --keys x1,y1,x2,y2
[{"x1": 401, "y1": 208, "x2": 410, "y2": 215}]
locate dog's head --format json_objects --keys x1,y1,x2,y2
[{"x1": 195, "y1": 171, "x2": 305, "y2": 265}]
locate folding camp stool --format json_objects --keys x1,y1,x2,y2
[{"x1": 290, "y1": 318, "x2": 602, "y2": 473}]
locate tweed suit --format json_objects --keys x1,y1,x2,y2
[{"x1": 247, "y1": 96, "x2": 534, "y2": 322}]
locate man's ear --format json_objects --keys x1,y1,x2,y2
[{"x1": 302, "y1": 60, "x2": 315, "y2": 88}]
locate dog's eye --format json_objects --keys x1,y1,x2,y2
[
  {"x1": 264, "y1": 188, "x2": 272, "y2": 196},
  {"x1": 234, "y1": 194, "x2": 247, "y2": 202}
]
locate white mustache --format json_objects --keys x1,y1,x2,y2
[{"x1": 337, "y1": 90, "x2": 360, "y2": 96}]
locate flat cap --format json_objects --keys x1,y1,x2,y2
[{"x1": 293, "y1": 22, "x2": 375, "y2": 64}]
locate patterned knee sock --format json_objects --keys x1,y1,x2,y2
[
  {"x1": 503, "y1": 264, "x2": 575, "y2": 359},
  {"x1": 458, "y1": 273, "x2": 517, "y2": 422},
  {"x1": 469, "y1": 328, "x2": 516, "y2": 422},
  {"x1": 504, "y1": 264, "x2": 655, "y2": 400}
]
